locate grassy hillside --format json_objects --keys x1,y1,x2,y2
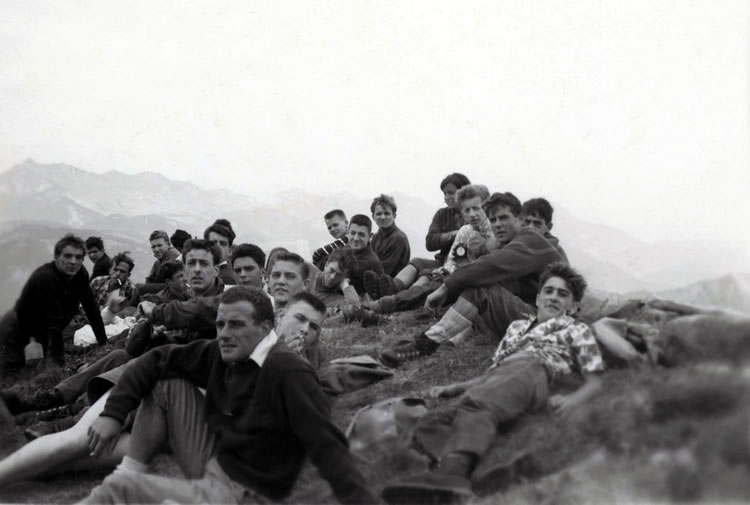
[{"x1": 1, "y1": 300, "x2": 749, "y2": 504}]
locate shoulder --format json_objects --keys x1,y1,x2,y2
[
  {"x1": 264, "y1": 346, "x2": 318, "y2": 377},
  {"x1": 432, "y1": 207, "x2": 454, "y2": 220},
  {"x1": 165, "y1": 248, "x2": 180, "y2": 261},
  {"x1": 506, "y1": 229, "x2": 559, "y2": 252},
  {"x1": 393, "y1": 226, "x2": 409, "y2": 240}
]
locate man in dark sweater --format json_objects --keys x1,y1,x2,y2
[
  {"x1": 0, "y1": 234, "x2": 107, "y2": 373},
  {"x1": 521, "y1": 197, "x2": 569, "y2": 263},
  {"x1": 370, "y1": 194, "x2": 411, "y2": 277},
  {"x1": 37, "y1": 243, "x2": 220, "y2": 409},
  {"x1": 346, "y1": 214, "x2": 383, "y2": 295},
  {"x1": 85, "y1": 236, "x2": 112, "y2": 280},
  {"x1": 139, "y1": 239, "x2": 226, "y2": 342},
  {"x1": 81, "y1": 286, "x2": 376, "y2": 504},
  {"x1": 381, "y1": 193, "x2": 567, "y2": 366}
]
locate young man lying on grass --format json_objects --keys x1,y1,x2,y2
[{"x1": 382, "y1": 262, "x2": 604, "y2": 504}]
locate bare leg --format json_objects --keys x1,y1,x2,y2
[
  {"x1": 394, "y1": 265, "x2": 418, "y2": 289},
  {"x1": 0, "y1": 391, "x2": 128, "y2": 485},
  {"x1": 413, "y1": 275, "x2": 432, "y2": 287}
]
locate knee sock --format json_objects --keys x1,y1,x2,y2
[
  {"x1": 113, "y1": 455, "x2": 149, "y2": 476},
  {"x1": 424, "y1": 297, "x2": 478, "y2": 344}
]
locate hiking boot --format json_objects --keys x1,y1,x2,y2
[
  {"x1": 342, "y1": 305, "x2": 363, "y2": 323},
  {"x1": 362, "y1": 270, "x2": 381, "y2": 300},
  {"x1": 382, "y1": 471, "x2": 472, "y2": 505},
  {"x1": 29, "y1": 389, "x2": 65, "y2": 412},
  {"x1": 378, "y1": 274, "x2": 400, "y2": 297},
  {"x1": 471, "y1": 450, "x2": 540, "y2": 495},
  {"x1": 380, "y1": 333, "x2": 440, "y2": 368},
  {"x1": 360, "y1": 308, "x2": 385, "y2": 327},
  {"x1": 342, "y1": 306, "x2": 385, "y2": 327},
  {"x1": 37, "y1": 403, "x2": 76, "y2": 422}
]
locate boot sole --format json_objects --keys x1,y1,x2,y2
[{"x1": 382, "y1": 481, "x2": 471, "y2": 505}]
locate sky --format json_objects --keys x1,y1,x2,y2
[{"x1": 1, "y1": 1, "x2": 748, "y2": 252}]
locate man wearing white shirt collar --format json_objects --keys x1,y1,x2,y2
[{"x1": 81, "y1": 286, "x2": 375, "y2": 504}]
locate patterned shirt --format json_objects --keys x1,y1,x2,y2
[
  {"x1": 491, "y1": 315, "x2": 604, "y2": 381},
  {"x1": 90, "y1": 275, "x2": 139, "y2": 309}
]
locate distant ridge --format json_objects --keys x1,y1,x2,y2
[{"x1": 0, "y1": 159, "x2": 747, "y2": 312}]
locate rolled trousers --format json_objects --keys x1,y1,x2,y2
[{"x1": 80, "y1": 378, "x2": 268, "y2": 505}]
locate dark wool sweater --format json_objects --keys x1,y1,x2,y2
[
  {"x1": 149, "y1": 278, "x2": 225, "y2": 341},
  {"x1": 371, "y1": 223, "x2": 411, "y2": 276},
  {"x1": 13, "y1": 262, "x2": 106, "y2": 357},
  {"x1": 347, "y1": 245, "x2": 383, "y2": 294},
  {"x1": 91, "y1": 253, "x2": 112, "y2": 280},
  {"x1": 425, "y1": 207, "x2": 464, "y2": 264},
  {"x1": 444, "y1": 228, "x2": 566, "y2": 304},
  {"x1": 101, "y1": 340, "x2": 376, "y2": 504}
]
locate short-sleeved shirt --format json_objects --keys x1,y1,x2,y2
[
  {"x1": 491, "y1": 315, "x2": 604, "y2": 382},
  {"x1": 89, "y1": 276, "x2": 139, "y2": 309}
]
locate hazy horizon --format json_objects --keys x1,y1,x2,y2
[{"x1": 1, "y1": 1, "x2": 748, "y2": 257}]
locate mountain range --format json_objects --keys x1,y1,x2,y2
[{"x1": 0, "y1": 159, "x2": 747, "y2": 314}]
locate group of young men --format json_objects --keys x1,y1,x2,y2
[{"x1": 0, "y1": 175, "x2": 608, "y2": 504}]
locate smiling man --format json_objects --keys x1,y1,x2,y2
[
  {"x1": 80, "y1": 286, "x2": 376, "y2": 505},
  {"x1": 0, "y1": 234, "x2": 107, "y2": 373},
  {"x1": 311, "y1": 209, "x2": 350, "y2": 270},
  {"x1": 268, "y1": 251, "x2": 310, "y2": 315},
  {"x1": 144, "y1": 231, "x2": 180, "y2": 284},
  {"x1": 345, "y1": 214, "x2": 383, "y2": 295},
  {"x1": 308, "y1": 248, "x2": 359, "y2": 308},
  {"x1": 382, "y1": 263, "x2": 604, "y2": 503},
  {"x1": 369, "y1": 194, "x2": 411, "y2": 277}
]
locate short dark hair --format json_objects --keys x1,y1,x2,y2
[
  {"x1": 326, "y1": 247, "x2": 356, "y2": 276},
  {"x1": 111, "y1": 251, "x2": 135, "y2": 273},
  {"x1": 349, "y1": 214, "x2": 373, "y2": 234},
  {"x1": 538, "y1": 262, "x2": 587, "y2": 302},
  {"x1": 287, "y1": 292, "x2": 327, "y2": 318},
  {"x1": 170, "y1": 229, "x2": 191, "y2": 252},
  {"x1": 231, "y1": 243, "x2": 266, "y2": 270},
  {"x1": 219, "y1": 286, "x2": 275, "y2": 325},
  {"x1": 440, "y1": 173, "x2": 471, "y2": 191},
  {"x1": 54, "y1": 234, "x2": 86, "y2": 257},
  {"x1": 485, "y1": 192, "x2": 522, "y2": 217},
  {"x1": 85, "y1": 236, "x2": 104, "y2": 251},
  {"x1": 149, "y1": 230, "x2": 171, "y2": 244},
  {"x1": 270, "y1": 251, "x2": 309, "y2": 280},
  {"x1": 324, "y1": 209, "x2": 347, "y2": 221},
  {"x1": 370, "y1": 194, "x2": 398, "y2": 214},
  {"x1": 265, "y1": 247, "x2": 289, "y2": 272},
  {"x1": 182, "y1": 238, "x2": 221, "y2": 266},
  {"x1": 456, "y1": 184, "x2": 490, "y2": 207},
  {"x1": 522, "y1": 198, "x2": 554, "y2": 225},
  {"x1": 203, "y1": 218, "x2": 236, "y2": 246},
  {"x1": 156, "y1": 259, "x2": 184, "y2": 283}
]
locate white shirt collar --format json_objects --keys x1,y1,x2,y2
[{"x1": 249, "y1": 329, "x2": 278, "y2": 367}]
